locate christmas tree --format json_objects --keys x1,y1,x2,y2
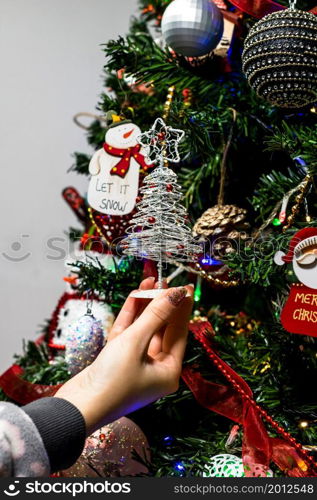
[{"x1": 1, "y1": 0, "x2": 317, "y2": 478}]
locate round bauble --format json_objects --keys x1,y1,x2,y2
[
  {"x1": 203, "y1": 454, "x2": 274, "y2": 477},
  {"x1": 203, "y1": 454, "x2": 245, "y2": 477},
  {"x1": 61, "y1": 417, "x2": 150, "y2": 477},
  {"x1": 161, "y1": 0, "x2": 224, "y2": 57},
  {"x1": 65, "y1": 314, "x2": 104, "y2": 375},
  {"x1": 242, "y1": 9, "x2": 317, "y2": 108}
]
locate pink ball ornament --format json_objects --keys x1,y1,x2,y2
[{"x1": 61, "y1": 417, "x2": 150, "y2": 477}]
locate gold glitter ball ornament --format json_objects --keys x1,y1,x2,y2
[{"x1": 242, "y1": 9, "x2": 317, "y2": 108}]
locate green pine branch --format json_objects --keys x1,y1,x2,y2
[{"x1": 71, "y1": 256, "x2": 142, "y2": 310}]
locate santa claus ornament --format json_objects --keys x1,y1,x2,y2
[
  {"x1": 274, "y1": 227, "x2": 317, "y2": 337},
  {"x1": 88, "y1": 111, "x2": 152, "y2": 217}
]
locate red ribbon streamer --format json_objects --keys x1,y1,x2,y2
[
  {"x1": 62, "y1": 187, "x2": 87, "y2": 223},
  {"x1": 0, "y1": 364, "x2": 61, "y2": 405},
  {"x1": 104, "y1": 142, "x2": 151, "y2": 178},
  {"x1": 228, "y1": 0, "x2": 317, "y2": 18},
  {"x1": 183, "y1": 320, "x2": 317, "y2": 477}
]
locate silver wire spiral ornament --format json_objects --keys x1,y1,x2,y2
[{"x1": 121, "y1": 118, "x2": 201, "y2": 297}]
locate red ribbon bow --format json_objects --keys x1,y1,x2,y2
[{"x1": 104, "y1": 142, "x2": 151, "y2": 178}]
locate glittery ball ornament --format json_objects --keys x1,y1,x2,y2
[
  {"x1": 203, "y1": 454, "x2": 273, "y2": 477},
  {"x1": 242, "y1": 9, "x2": 317, "y2": 108},
  {"x1": 65, "y1": 314, "x2": 104, "y2": 375},
  {"x1": 61, "y1": 417, "x2": 150, "y2": 477},
  {"x1": 161, "y1": 0, "x2": 224, "y2": 57}
]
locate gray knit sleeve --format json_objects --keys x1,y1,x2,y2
[
  {"x1": 0, "y1": 402, "x2": 50, "y2": 477},
  {"x1": 23, "y1": 397, "x2": 86, "y2": 473}
]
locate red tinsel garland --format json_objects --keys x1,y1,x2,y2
[{"x1": 184, "y1": 319, "x2": 317, "y2": 477}]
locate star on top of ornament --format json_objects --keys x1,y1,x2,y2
[{"x1": 138, "y1": 117, "x2": 185, "y2": 164}]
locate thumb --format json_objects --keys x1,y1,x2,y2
[{"x1": 126, "y1": 287, "x2": 190, "y2": 351}]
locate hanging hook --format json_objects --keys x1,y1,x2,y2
[
  {"x1": 86, "y1": 289, "x2": 93, "y2": 315},
  {"x1": 289, "y1": 0, "x2": 297, "y2": 10}
]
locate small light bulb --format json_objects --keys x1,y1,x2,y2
[
  {"x1": 299, "y1": 421, "x2": 309, "y2": 429},
  {"x1": 272, "y1": 218, "x2": 282, "y2": 226}
]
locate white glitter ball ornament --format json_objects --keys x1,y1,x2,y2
[
  {"x1": 65, "y1": 314, "x2": 104, "y2": 375},
  {"x1": 161, "y1": 0, "x2": 224, "y2": 57}
]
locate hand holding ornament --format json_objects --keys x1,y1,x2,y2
[{"x1": 55, "y1": 278, "x2": 193, "y2": 434}]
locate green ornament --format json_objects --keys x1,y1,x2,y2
[
  {"x1": 203, "y1": 454, "x2": 245, "y2": 477},
  {"x1": 203, "y1": 454, "x2": 274, "y2": 477}
]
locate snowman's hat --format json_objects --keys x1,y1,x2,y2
[
  {"x1": 105, "y1": 110, "x2": 132, "y2": 129},
  {"x1": 274, "y1": 227, "x2": 317, "y2": 266}
]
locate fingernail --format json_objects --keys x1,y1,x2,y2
[
  {"x1": 188, "y1": 283, "x2": 195, "y2": 288},
  {"x1": 167, "y1": 287, "x2": 187, "y2": 306},
  {"x1": 147, "y1": 276, "x2": 155, "y2": 281}
]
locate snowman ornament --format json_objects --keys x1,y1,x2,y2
[
  {"x1": 88, "y1": 111, "x2": 152, "y2": 216},
  {"x1": 274, "y1": 227, "x2": 317, "y2": 337}
]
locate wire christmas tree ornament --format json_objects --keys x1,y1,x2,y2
[{"x1": 121, "y1": 118, "x2": 201, "y2": 298}]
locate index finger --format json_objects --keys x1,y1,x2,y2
[{"x1": 125, "y1": 286, "x2": 192, "y2": 352}]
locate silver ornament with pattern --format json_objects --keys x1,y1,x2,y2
[{"x1": 242, "y1": 8, "x2": 317, "y2": 108}]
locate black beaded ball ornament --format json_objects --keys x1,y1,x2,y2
[{"x1": 242, "y1": 9, "x2": 317, "y2": 108}]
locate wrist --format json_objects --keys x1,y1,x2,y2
[{"x1": 54, "y1": 368, "x2": 113, "y2": 435}]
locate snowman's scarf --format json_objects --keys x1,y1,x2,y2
[{"x1": 104, "y1": 142, "x2": 151, "y2": 178}]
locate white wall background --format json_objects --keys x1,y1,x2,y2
[{"x1": 0, "y1": 0, "x2": 137, "y2": 370}]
